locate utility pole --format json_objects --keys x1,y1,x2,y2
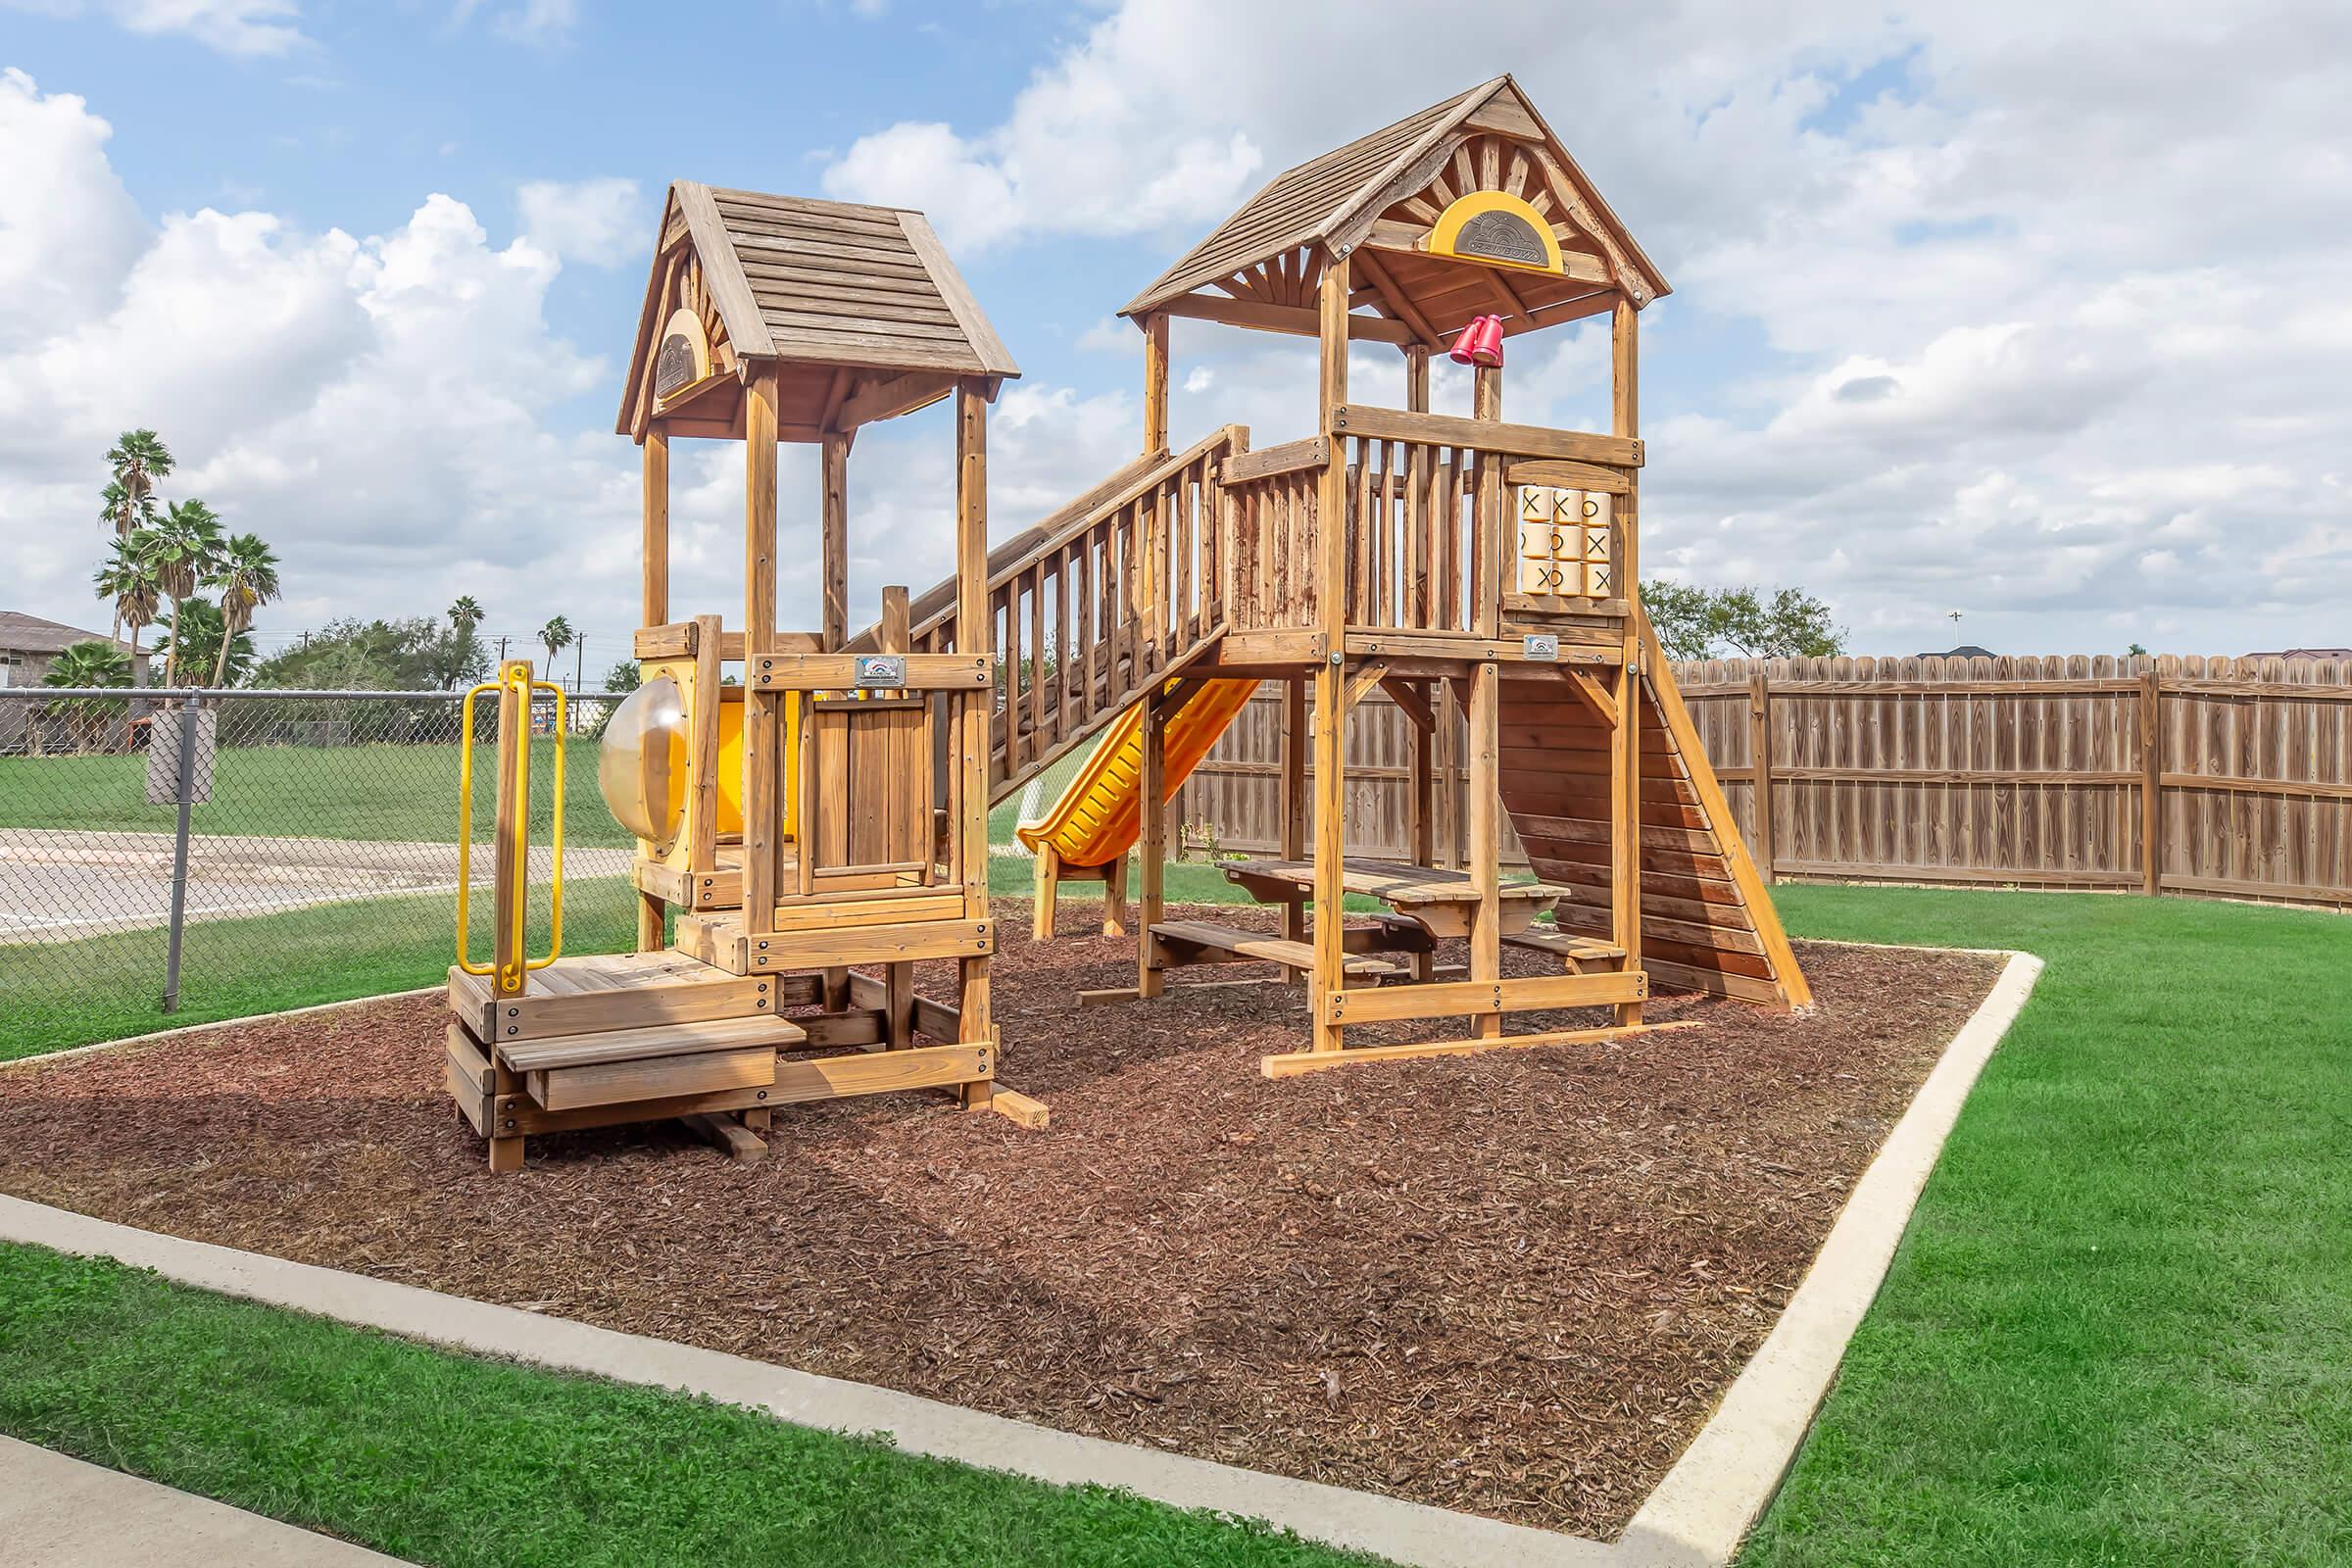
[{"x1": 573, "y1": 637, "x2": 583, "y2": 694}]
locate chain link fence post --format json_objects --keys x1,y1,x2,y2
[{"x1": 160, "y1": 691, "x2": 201, "y2": 1012}]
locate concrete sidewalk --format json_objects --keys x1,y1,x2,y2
[{"x1": 0, "y1": 1435, "x2": 409, "y2": 1566}]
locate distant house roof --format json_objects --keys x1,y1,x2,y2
[
  {"x1": 0, "y1": 611, "x2": 140, "y2": 659},
  {"x1": 1922, "y1": 645, "x2": 1996, "y2": 661},
  {"x1": 2245, "y1": 647, "x2": 2352, "y2": 661}
]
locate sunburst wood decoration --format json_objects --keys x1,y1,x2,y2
[
  {"x1": 653, "y1": 307, "x2": 710, "y2": 399},
  {"x1": 1429, "y1": 190, "x2": 1563, "y2": 276}
]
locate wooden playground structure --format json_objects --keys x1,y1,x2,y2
[
  {"x1": 445, "y1": 184, "x2": 1039, "y2": 1171},
  {"x1": 1014, "y1": 75, "x2": 1809, "y2": 1073},
  {"x1": 444, "y1": 75, "x2": 1808, "y2": 1167}
]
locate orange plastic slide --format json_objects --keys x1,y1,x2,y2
[{"x1": 1015, "y1": 677, "x2": 1259, "y2": 868}]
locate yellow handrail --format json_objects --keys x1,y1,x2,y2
[{"x1": 455, "y1": 666, "x2": 565, "y2": 983}]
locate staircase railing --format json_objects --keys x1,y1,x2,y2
[{"x1": 859, "y1": 424, "x2": 1247, "y2": 801}]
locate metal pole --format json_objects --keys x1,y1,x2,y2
[{"x1": 161, "y1": 692, "x2": 200, "y2": 1012}]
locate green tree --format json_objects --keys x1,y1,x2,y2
[
  {"x1": 137, "y1": 500, "x2": 228, "y2": 684},
  {"x1": 602, "y1": 659, "x2": 641, "y2": 694},
  {"x1": 209, "y1": 532, "x2": 282, "y2": 687},
  {"x1": 92, "y1": 535, "x2": 162, "y2": 664},
  {"x1": 157, "y1": 597, "x2": 255, "y2": 689},
  {"x1": 447, "y1": 596, "x2": 486, "y2": 690},
  {"x1": 104, "y1": 430, "x2": 173, "y2": 534},
  {"x1": 1642, "y1": 580, "x2": 1844, "y2": 662},
  {"x1": 40, "y1": 640, "x2": 133, "y2": 752},
  {"x1": 536, "y1": 614, "x2": 575, "y2": 677}
]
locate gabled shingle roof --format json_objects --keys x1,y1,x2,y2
[
  {"x1": 1122, "y1": 75, "x2": 1669, "y2": 319},
  {"x1": 616, "y1": 183, "x2": 1018, "y2": 434}
]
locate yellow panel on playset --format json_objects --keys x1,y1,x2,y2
[{"x1": 597, "y1": 670, "x2": 806, "y2": 851}]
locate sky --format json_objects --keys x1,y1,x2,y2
[{"x1": 3, "y1": 0, "x2": 2350, "y2": 681}]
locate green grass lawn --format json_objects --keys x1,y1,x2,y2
[
  {"x1": 1741, "y1": 887, "x2": 2352, "y2": 1567},
  {"x1": 0, "y1": 737, "x2": 631, "y2": 848},
  {"x1": 0, "y1": 1244, "x2": 1381, "y2": 1568},
  {"x1": 0, "y1": 878, "x2": 640, "y2": 1061},
  {"x1": 4, "y1": 887, "x2": 2349, "y2": 1564}
]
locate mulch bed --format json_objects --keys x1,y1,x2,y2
[{"x1": 0, "y1": 904, "x2": 2000, "y2": 1539}]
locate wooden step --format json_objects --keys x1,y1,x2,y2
[
  {"x1": 1502, "y1": 929, "x2": 1627, "y2": 966},
  {"x1": 1151, "y1": 920, "x2": 1399, "y2": 977},
  {"x1": 448, "y1": 951, "x2": 793, "y2": 1045},
  {"x1": 494, "y1": 1014, "x2": 807, "y2": 1114},
  {"x1": 678, "y1": 906, "x2": 990, "y2": 976}
]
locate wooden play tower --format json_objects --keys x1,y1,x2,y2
[
  {"x1": 445, "y1": 184, "x2": 1040, "y2": 1170},
  {"x1": 1013, "y1": 75, "x2": 1810, "y2": 1072}
]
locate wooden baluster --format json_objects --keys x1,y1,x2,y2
[{"x1": 1027, "y1": 561, "x2": 1046, "y2": 763}]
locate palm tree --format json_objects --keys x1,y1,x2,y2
[
  {"x1": 105, "y1": 430, "x2": 173, "y2": 528},
  {"x1": 537, "y1": 614, "x2": 575, "y2": 677},
  {"x1": 157, "y1": 598, "x2": 256, "y2": 689},
  {"x1": 209, "y1": 532, "x2": 281, "y2": 687},
  {"x1": 449, "y1": 596, "x2": 485, "y2": 635},
  {"x1": 41, "y1": 640, "x2": 133, "y2": 753},
  {"x1": 92, "y1": 536, "x2": 162, "y2": 664},
  {"x1": 137, "y1": 499, "x2": 227, "y2": 685}
]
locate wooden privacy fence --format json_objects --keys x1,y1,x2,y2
[{"x1": 1172, "y1": 655, "x2": 2352, "y2": 909}]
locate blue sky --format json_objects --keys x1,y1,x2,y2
[{"x1": 5, "y1": 0, "x2": 2349, "y2": 677}]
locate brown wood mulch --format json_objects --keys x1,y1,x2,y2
[{"x1": 0, "y1": 905, "x2": 2000, "y2": 1540}]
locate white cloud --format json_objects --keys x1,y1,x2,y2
[
  {"x1": 4, "y1": 0, "x2": 306, "y2": 55},
  {"x1": 515, "y1": 177, "x2": 640, "y2": 268},
  {"x1": 444, "y1": 0, "x2": 574, "y2": 46},
  {"x1": 0, "y1": 71, "x2": 147, "y2": 352},
  {"x1": 848, "y1": 0, "x2": 2352, "y2": 653}
]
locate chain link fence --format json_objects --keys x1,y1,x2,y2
[{"x1": 0, "y1": 688, "x2": 634, "y2": 1059}]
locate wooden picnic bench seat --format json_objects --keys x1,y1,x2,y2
[
  {"x1": 1150, "y1": 919, "x2": 1399, "y2": 977},
  {"x1": 1501, "y1": 928, "x2": 1627, "y2": 968},
  {"x1": 1221, "y1": 858, "x2": 1573, "y2": 936}
]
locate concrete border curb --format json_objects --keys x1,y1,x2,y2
[{"x1": 0, "y1": 948, "x2": 2043, "y2": 1568}]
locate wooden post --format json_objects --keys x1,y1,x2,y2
[
  {"x1": 2140, "y1": 665, "x2": 2163, "y2": 896},
  {"x1": 1749, "y1": 666, "x2": 1776, "y2": 883},
  {"x1": 1610, "y1": 300, "x2": 1643, "y2": 1024},
  {"x1": 1310, "y1": 252, "x2": 1351, "y2": 1053},
  {"x1": 820, "y1": 431, "x2": 851, "y2": 652},
  {"x1": 1403, "y1": 346, "x2": 1437, "y2": 882},
  {"x1": 1142, "y1": 311, "x2": 1170, "y2": 457},
  {"x1": 954, "y1": 380, "x2": 995, "y2": 1098},
  {"x1": 1138, "y1": 682, "x2": 1169, "y2": 998},
  {"x1": 1033, "y1": 845, "x2": 1060, "y2": 942},
  {"x1": 487, "y1": 658, "x2": 531, "y2": 1172},
  {"x1": 1468, "y1": 364, "x2": 1504, "y2": 1039},
  {"x1": 1102, "y1": 853, "x2": 1129, "y2": 937},
  {"x1": 1280, "y1": 673, "x2": 1308, "y2": 945},
  {"x1": 743, "y1": 366, "x2": 781, "y2": 936},
  {"x1": 637, "y1": 428, "x2": 670, "y2": 953}
]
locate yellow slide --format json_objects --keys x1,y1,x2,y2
[{"x1": 1017, "y1": 677, "x2": 1259, "y2": 867}]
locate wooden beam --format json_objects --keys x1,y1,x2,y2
[
  {"x1": 820, "y1": 432, "x2": 850, "y2": 650},
  {"x1": 1380, "y1": 675, "x2": 1434, "y2": 731},
  {"x1": 1343, "y1": 659, "x2": 1393, "y2": 713},
  {"x1": 1350, "y1": 246, "x2": 1445, "y2": 348},
  {"x1": 954, "y1": 379, "x2": 994, "y2": 1105},
  {"x1": 1330, "y1": 405, "x2": 1641, "y2": 468},
  {"x1": 1142, "y1": 310, "x2": 1169, "y2": 455},
  {"x1": 1311, "y1": 256, "x2": 1351, "y2": 1052},
  {"x1": 743, "y1": 366, "x2": 781, "y2": 937},
  {"x1": 1610, "y1": 299, "x2": 1642, "y2": 1024},
  {"x1": 1280, "y1": 674, "x2": 1307, "y2": 947},
  {"x1": 1261, "y1": 1019, "x2": 1701, "y2": 1078},
  {"x1": 1160, "y1": 290, "x2": 1416, "y2": 346},
  {"x1": 642, "y1": 430, "x2": 669, "y2": 626},
  {"x1": 835, "y1": 369, "x2": 953, "y2": 430},
  {"x1": 1560, "y1": 664, "x2": 1619, "y2": 728},
  {"x1": 1138, "y1": 682, "x2": 1168, "y2": 998}
]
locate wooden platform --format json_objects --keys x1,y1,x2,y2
[
  {"x1": 448, "y1": 950, "x2": 788, "y2": 1043},
  {"x1": 1222, "y1": 858, "x2": 1572, "y2": 937}
]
